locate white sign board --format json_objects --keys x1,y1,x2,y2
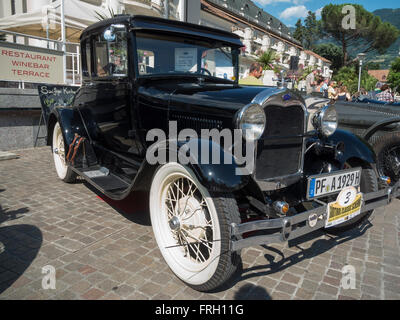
[{"x1": 175, "y1": 48, "x2": 197, "y2": 72}]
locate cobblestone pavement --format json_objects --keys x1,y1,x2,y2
[{"x1": 0, "y1": 147, "x2": 399, "y2": 300}]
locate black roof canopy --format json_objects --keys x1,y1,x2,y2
[{"x1": 80, "y1": 15, "x2": 243, "y2": 47}]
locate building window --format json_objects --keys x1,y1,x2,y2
[
  {"x1": 11, "y1": 0, "x2": 16, "y2": 15},
  {"x1": 22, "y1": 0, "x2": 27, "y2": 13}
]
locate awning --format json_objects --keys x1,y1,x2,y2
[{"x1": 0, "y1": 0, "x2": 158, "y2": 43}]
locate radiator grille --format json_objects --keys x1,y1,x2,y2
[{"x1": 255, "y1": 105, "x2": 304, "y2": 180}]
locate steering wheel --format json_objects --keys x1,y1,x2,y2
[{"x1": 200, "y1": 68, "x2": 212, "y2": 76}]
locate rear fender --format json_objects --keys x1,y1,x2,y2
[
  {"x1": 363, "y1": 117, "x2": 400, "y2": 141},
  {"x1": 47, "y1": 107, "x2": 88, "y2": 148}
]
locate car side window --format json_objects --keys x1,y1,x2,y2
[
  {"x1": 82, "y1": 40, "x2": 92, "y2": 79},
  {"x1": 94, "y1": 30, "x2": 128, "y2": 78}
]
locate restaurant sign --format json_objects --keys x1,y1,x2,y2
[{"x1": 0, "y1": 41, "x2": 64, "y2": 84}]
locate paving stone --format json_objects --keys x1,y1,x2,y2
[
  {"x1": 0, "y1": 147, "x2": 399, "y2": 300},
  {"x1": 81, "y1": 288, "x2": 105, "y2": 300}
]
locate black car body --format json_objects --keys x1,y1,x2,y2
[{"x1": 46, "y1": 15, "x2": 399, "y2": 291}]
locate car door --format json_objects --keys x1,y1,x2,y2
[{"x1": 78, "y1": 27, "x2": 142, "y2": 159}]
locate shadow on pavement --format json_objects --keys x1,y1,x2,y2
[
  {"x1": 219, "y1": 219, "x2": 372, "y2": 295},
  {"x1": 83, "y1": 182, "x2": 151, "y2": 226},
  {"x1": 0, "y1": 223, "x2": 42, "y2": 294},
  {"x1": 0, "y1": 205, "x2": 30, "y2": 225},
  {"x1": 233, "y1": 283, "x2": 272, "y2": 300}
]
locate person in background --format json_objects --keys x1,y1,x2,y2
[
  {"x1": 239, "y1": 62, "x2": 263, "y2": 86},
  {"x1": 335, "y1": 86, "x2": 351, "y2": 101},
  {"x1": 315, "y1": 79, "x2": 324, "y2": 93},
  {"x1": 327, "y1": 81, "x2": 337, "y2": 100},
  {"x1": 376, "y1": 84, "x2": 394, "y2": 103},
  {"x1": 305, "y1": 69, "x2": 318, "y2": 94}
]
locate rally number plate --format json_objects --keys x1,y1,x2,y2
[{"x1": 325, "y1": 186, "x2": 363, "y2": 228}]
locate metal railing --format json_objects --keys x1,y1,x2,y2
[{"x1": 0, "y1": 29, "x2": 81, "y2": 86}]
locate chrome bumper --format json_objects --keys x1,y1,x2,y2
[{"x1": 230, "y1": 182, "x2": 400, "y2": 251}]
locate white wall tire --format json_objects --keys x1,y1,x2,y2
[
  {"x1": 149, "y1": 162, "x2": 241, "y2": 292},
  {"x1": 52, "y1": 122, "x2": 76, "y2": 183}
]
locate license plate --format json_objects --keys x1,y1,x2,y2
[
  {"x1": 307, "y1": 168, "x2": 361, "y2": 199},
  {"x1": 325, "y1": 186, "x2": 363, "y2": 228}
]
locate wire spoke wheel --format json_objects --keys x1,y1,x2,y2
[
  {"x1": 164, "y1": 176, "x2": 214, "y2": 264},
  {"x1": 382, "y1": 146, "x2": 400, "y2": 183},
  {"x1": 149, "y1": 163, "x2": 241, "y2": 291}
]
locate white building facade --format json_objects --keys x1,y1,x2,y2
[{"x1": 0, "y1": 0, "x2": 331, "y2": 85}]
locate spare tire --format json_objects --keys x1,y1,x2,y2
[{"x1": 372, "y1": 131, "x2": 400, "y2": 186}]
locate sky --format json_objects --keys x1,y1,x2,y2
[{"x1": 253, "y1": 0, "x2": 399, "y2": 26}]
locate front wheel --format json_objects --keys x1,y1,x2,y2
[{"x1": 149, "y1": 163, "x2": 241, "y2": 292}]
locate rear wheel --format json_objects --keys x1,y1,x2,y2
[
  {"x1": 149, "y1": 162, "x2": 241, "y2": 292},
  {"x1": 325, "y1": 164, "x2": 378, "y2": 233},
  {"x1": 52, "y1": 122, "x2": 76, "y2": 183}
]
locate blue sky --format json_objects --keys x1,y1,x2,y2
[{"x1": 253, "y1": 0, "x2": 399, "y2": 26}]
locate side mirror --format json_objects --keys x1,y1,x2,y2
[{"x1": 103, "y1": 27, "x2": 116, "y2": 42}]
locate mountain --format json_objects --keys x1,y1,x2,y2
[
  {"x1": 371, "y1": 9, "x2": 400, "y2": 68},
  {"x1": 289, "y1": 9, "x2": 400, "y2": 69}
]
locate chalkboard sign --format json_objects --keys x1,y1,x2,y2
[{"x1": 37, "y1": 84, "x2": 79, "y2": 125}]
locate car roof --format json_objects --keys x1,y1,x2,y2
[{"x1": 80, "y1": 15, "x2": 243, "y2": 47}]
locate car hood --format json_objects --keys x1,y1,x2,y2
[
  {"x1": 169, "y1": 84, "x2": 281, "y2": 111},
  {"x1": 138, "y1": 80, "x2": 285, "y2": 111}
]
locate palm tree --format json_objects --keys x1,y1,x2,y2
[
  {"x1": 257, "y1": 50, "x2": 276, "y2": 71},
  {"x1": 94, "y1": 7, "x2": 125, "y2": 21}
]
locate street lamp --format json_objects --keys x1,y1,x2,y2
[{"x1": 357, "y1": 53, "x2": 366, "y2": 93}]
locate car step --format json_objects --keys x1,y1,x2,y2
[{"x1": 73, "y1": 166, "x2": 130, "y2": 193}]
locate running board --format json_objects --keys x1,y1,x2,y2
[{"x1": 71, "y1": 166, "x2": 130, "y2": 194}]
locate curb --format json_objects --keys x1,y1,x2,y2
[{"x1": 0, "y1": 151, "x2": 19, "y2": 161}]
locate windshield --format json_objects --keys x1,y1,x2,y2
[{"x1": 135, "y1": 32, "x2": 239, "y2": 82}]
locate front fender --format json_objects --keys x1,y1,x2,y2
[
  {"x1": 144, "y1": 138, "x2": 250, "y2": 192},
  {"x1": 325, "y1": 128, "x2": 376, "y2": 166},
  {"x1": 47, "y1": 107, "x2": 87, "y2": 146}
]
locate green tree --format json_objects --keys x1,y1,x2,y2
[
  {"x1": 304, "y1": 11, "x2": 319, "y2": 49},
  {"x1": 293, "y1": 19, "x2": 305, "y2": 46},
  {"x1": 313, "y1": 43, "x2": 344, "y2": 71},
  {"x1": 257, "y1": 50, "x2": 276, "y2": 70},
  {"x1": 364, "y1": 62, "x2": 381, "y2": 70},
  {"x1": 321, "y1": 4, "x2": 399, "y2": 65},
  {"x1": 387, "y1": 57, "x2": 400, "y2": 90},
  {"x1": 333, "y1": 65, "x2": 377, "y2": 93}
]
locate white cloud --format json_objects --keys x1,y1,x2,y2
[
  {"x1": 315, "y1": 7, "x2": 323, "y2": 18},
  {"x1": 254, "y1": 0, "x2": 292, "y2": 5},
  {"x1": 279, "y1": 5, "x2": 308, "y2": 20}
]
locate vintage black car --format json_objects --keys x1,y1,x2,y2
[{"x1": 46, "y1": 15, "x2": 399, "y2": 291}]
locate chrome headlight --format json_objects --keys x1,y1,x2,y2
[
  {"x1": 236, "y1": 103, "x2": 266, "y2": 141},
  {"x1": 313, "y1": 105, "x2": 337, "y2": 137}
]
